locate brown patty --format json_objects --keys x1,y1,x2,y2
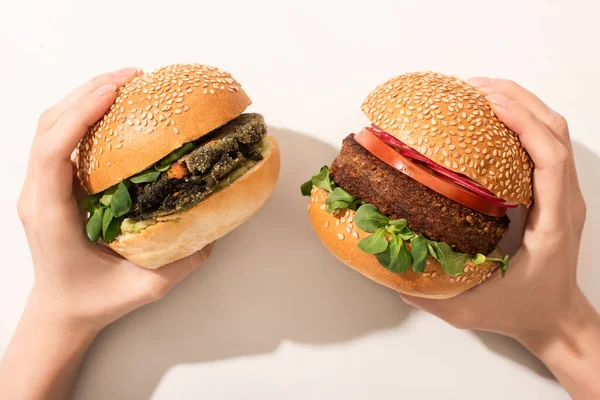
[{"x1": 329, "y1": 134, "x2": 509, "y2": 255}]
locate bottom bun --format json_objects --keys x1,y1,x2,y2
[
  {"x1": 308, "y1": 187, "x2": 500, "y2": 299},
  {"x1": 109, "y1": 136, "x2": 280, "y2": 269}
]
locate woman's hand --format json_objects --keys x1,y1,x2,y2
[
  {"x1": 1, "y1": 68, "x2": 213, "y2": 399},
  {"x1": 19, "y1": 67, "x2": 213, "y2": 331},
  {"x1": 400, "y1": 78, "x2": 600, "y2": 399}
]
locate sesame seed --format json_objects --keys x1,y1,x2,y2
[
  {"x1": 337, "y1": 233, "x2": 345, "y2": 240},
  {"x1": 360, "y1": 71, "x2": 532, "y2": 206},
  {"x1": 325, "y1": 221, "x2": 329, "y2": 228},
  {"x1": 352, "y1": 231, "x2": 359, "y2": 239}
]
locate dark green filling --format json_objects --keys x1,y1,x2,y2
[{"x1": 83, "y1": 113, "x2": 266, "y2": 243}]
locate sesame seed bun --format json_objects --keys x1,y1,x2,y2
[
  {"x1": 361, "y1": 72, "x2": 533, "y2": 206},
  {"x1": 308, "y1": 187, "x2": 501, "y2": 299},
  {"x1": 108, "y1": 136, "x2": 280, "y2": 269},
  {"x1": 77, "y1": 64, "x2": 252, "y2": 194}
]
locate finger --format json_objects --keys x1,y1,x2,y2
[
  {"x1": 485, "y1": 93, "x2": 569, "y2": 225},
  {"x1": 37, "y1": 68, "x2": 142, "y2": 134},
  {"x1": 485, "y1": 93, "x2": 567, "y2": 170},
  {"x1": 149, "y1": 243, "x2": 215, "y2": 288},
  {"x1": 32, "y1": 84, "x2": 118, "y2": 201},
  {"x1": 467, "y1": 78, "x2": 570, "y2": 144},
  {"x1": 468, "y1": 77, "x2": 582, "y2": 195},
  {"x1": 400, "y1": 293, "x2": 474, "y2": 329}
]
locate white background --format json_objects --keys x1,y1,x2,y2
[{"x1": 1, "y1": 1, "x2": 599, "y2": 399}]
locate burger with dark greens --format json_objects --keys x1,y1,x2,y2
[
  {"x1": 78, "y1": 64, "x2": 280, "y2": 269},
  {"x1": 302, "y1": 72, "x2": 533, "y2": 298}
]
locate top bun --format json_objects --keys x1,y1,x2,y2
[
  {"x1": 77, "y1": 64, "x2": 252, "y2": 194},
  {"x1": 361, "y1": 72, "x2": 533, "y2": 205}
]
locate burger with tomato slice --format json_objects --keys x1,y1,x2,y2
[{"x1": 302, "y1": 72, "x2": 533, "y2": 299}]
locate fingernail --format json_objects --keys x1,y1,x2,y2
[
  {"x1": 114, "y1": 67, "x2": 141, "y2": 76},
  {"x1": 466, "y1": 77, "x2": 492, "y2": 87},
  {"x1": 93, "y1": 83, "x2": 116, "y2": 96},
  {"x1": 486, "y1": 94, "x2": 509, "y2": 107}
]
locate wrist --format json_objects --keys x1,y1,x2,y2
[
  {"x1": 515, "y1": 290, "x2": 600, "y2": 359},
  {"x1": 513, "y1": 291, "x2": 600, "y2": 399},
  {"x1": 26, "y1": 286, "x2": 100, "y2": 343},
  {"x1": 0, "y1": 287, "x2": 99, "y2": 399}
]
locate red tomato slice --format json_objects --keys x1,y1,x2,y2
[
  {"x1": 354, "y1": 129, "x2": 508, "y2": 217},
  {"x1": 367, "y1": 125, "x2": 517, "y2": 208}
]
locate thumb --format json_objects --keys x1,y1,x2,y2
[
  {"x1": 400, "y1": 293, "x2": 449, "y2": 313},
  {"x1": 151, "y1": 242, "x2": 215, "y2": 284},
  {"x1": 126, "y1": 243, "x2": 216, "y2": 305},
  {"x1": 399, "y1": 292, "x2": 476, "y2": 330}
]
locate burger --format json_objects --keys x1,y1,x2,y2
[
  {"x1": 78, "y1": 64, "x2": 280, "y2": 269},
  {"x1": 302, "y1": 72, "x2": 533, "y2": 299}
]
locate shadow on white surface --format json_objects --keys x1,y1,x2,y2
[
  {"x1": 474, "y1": 140, "x2": 600, "y2": 380},
  {"x1": 572, "y1": 141, "x2": 600, "y2": 308},
  {"x1": 72, "y1": 136, "x2": 600, "y2": 399},
  {"x1": 72, "y1": 128, "x2": 412, "y2": 400},
  {"x1": 474, "y1": 332, "x2": 553, "y2": 379}
]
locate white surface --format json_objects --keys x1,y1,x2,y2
[{"x1": 1, "y1": 1, "x2": 599, "y2": 399}]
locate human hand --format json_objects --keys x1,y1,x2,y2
[
  {"x1": 400, "y1": 77, "x2": 590, "y2": 345},
  {"x1": 399, "y1": 78, "x2": 600, "y2": 398},
  {"x1": 17, "y1": 68, "x2": 214, "y2": 334}
]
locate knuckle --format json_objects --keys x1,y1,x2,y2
[
  {"x1": 580, "y1": 199, "x2": 587, "y2": 220},
  {"x1": 37, "y1": 108, "x2": 55, "y2": 131},
  {"x1": 16, "y1": 197, "x2": 31, "y2": 224},
  {"x1": 574, "y1": 199, "x2": 587, "y2": 230},
  {"x1": 530, "y1": 213, "x2": 567, "y2": 243},
  {"x1": 144, "y1": 277, "x2": 171, "y2": 301},
  {"x1": 551, "y1": 113, "x2": 569, "y2": 136}
]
